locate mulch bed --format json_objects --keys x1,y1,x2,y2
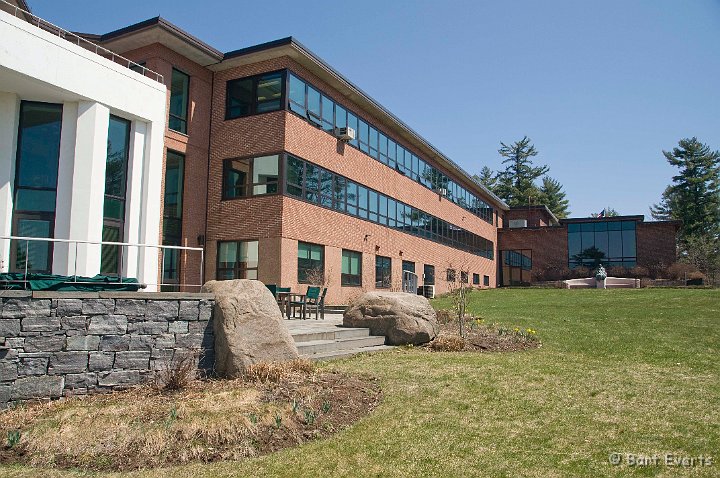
[{"x1": 425, "y1": 323, "x2": 542, "y2": 353}]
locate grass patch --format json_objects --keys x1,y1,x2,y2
[{"x1": 1, "y1": 288, "x2": 718, "y2": 477}]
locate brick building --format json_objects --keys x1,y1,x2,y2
[{"x1": 1, "y1": 2, "x2": 681, "y2": 301}]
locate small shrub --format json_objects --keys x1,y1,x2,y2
[
  {"x1": 436, "y1": 309, "x2": 454, "y2": 324},
  {"x1": 321, "y1": 401, "x2": 331, "y2": 413},
  {"x1": 666, "y1": 262, "x2": 698, "y2": 280},
  {"x1": 155, "y1": 351, "x2": 198, "y2": 392},
  {"x1": 428, "y1": 335, "x2": 466, "y2": 352},
  {"x1": 628, "y1": 266, "x2": 649, "y2": 278},
  {"x1": 6, "y1": 430, "x2": 21, "y2": 448},
  {"x1": 303, "y1": 409, "x2": 317, "y2": 425}
]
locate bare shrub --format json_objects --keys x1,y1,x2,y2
[
  {"x1": 666, "y1": 262, "x2": 698, "y2": 280},
  {"x1": 607, "y1": 266, "x2": 629, "y2": 277},
  {"x1": 428, "y1": 335, "x2": 466, "y2": 352},
  {"x1": 436, "y1": 309, "x2": 454, "y2": 324},
  {"x1": 244, "y1": 359, "x2": 314, "y2": 383},
  {"x1": 155, "y1": 351, "x2": 199, "y2": 392},
  {"x1": 628, "y1": 266, "x2": 650, "y2": 278},
  {"x1": 569, "y1": 267, "x2": 591, "y2": 279}
]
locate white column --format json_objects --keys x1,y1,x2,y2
[
  {"x1": 67, "y1": 101, "x2": 109, "y2": 277},
  {"x1": 123, "y1": 120, "x2": 147, "y2": 280},
  {"x1": 52, "y1": 102, "x2": 78, "y2": 275},
  {"x1": 0, "y1": 93, "x2": 20, "y2": 273},
  {"x1": 136, "y1": 119, "x2": 164, "y2": 291}
]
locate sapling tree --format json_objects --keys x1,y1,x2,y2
[{"x1": 445, "y1": 262, "x2": 471, "y2": 338}]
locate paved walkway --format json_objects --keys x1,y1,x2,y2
[{"x1": 283, "y1": 313, "x2": 345, "y2": 335}]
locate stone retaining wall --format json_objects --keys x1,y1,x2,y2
[{"x1": 0, "y1": 291, "x2": 214, "y2": 406}]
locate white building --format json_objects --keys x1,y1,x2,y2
[{"x1": 0, "y1": 1, "x2": 167, "y2": 290}]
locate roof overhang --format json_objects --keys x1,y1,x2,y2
[
  {"x1": 217, "y1": 38, "x2": 509, "y2": 211},
  {"x1": 79, "y1": 17, "x2": 223, "y2": 67}
]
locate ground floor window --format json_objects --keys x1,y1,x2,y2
[
  {"x1": 473, "y1": 273, "x2": 480, "y2": 285},
  {"x1": 501, "y1": 249, "x2": 532, "y2": 286},
  {"x1": 484, "y1": 275, "x2": 490, "y2": 286},
  {"x1": 375, "y1": 255, "x2": 391, "y2": 288},
  {"x1": 298, "y1": 242, "x2": 324, "y2": 283},
  {"x1": 217, "y1": 240, "x2": 259, "y2": 279},
  {"x1": 341, "y1": 249, "x2": 362, "y2": 286},
  {"x1": 446, "y1": 268, "x2": 456, "y2": 282}
]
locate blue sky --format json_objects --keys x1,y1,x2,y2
[{"x1": 31, "y1": 0, "x2": 720, "y2": 217}]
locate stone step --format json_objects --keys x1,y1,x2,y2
[
  {"x1": 306, "y1": 344, "x2": 395, "y2": 361},
  {"x1": 296, "y1": 335, "x2": 386, "y2": 356},
  {"x1": 291, "y1": 327, "x2": 369, "y2": 343}
]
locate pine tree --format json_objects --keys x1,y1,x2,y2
[
  {"x1": 494, "y1": 136, "x2": 549, "y2": 207},
  {"x1": 539, "y1": 177, "x2": 570, "y2": 218},
  {"x1": 650, "y1": 137, "x2": 720, "y2": 240},
  {"x1": 474, "y1": 166, "x2": 497, "y2": 191}
]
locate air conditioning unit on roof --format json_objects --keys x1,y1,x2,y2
[{"x1": 334, "y1": 126, "x2": 356, "y2": 141}]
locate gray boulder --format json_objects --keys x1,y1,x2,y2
[
  {"x1": 201, "y1": 280, "x2": 298, "y2": 378},
  {"x1": 343, "y1": 292, "x2": 439, "y2": 345}
]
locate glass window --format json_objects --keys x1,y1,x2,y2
[
  {"x1": 369, "y1": 127, "x2": 379, "y2": 158},
  {"x1": 256, "y1": 72, "x2": 283, "y2": 113},
  {"x1": 335, "y1": 105, "x2": 347, "y2": 129},
  {"x1": 298, "y1": 242, "x2": 324, "y2": 284},
  {"x1": 286, "y1": 155, "x2": 304, "y2": 197},
  {"x1": 341, "y1": 249, "x2": 362, "y2": 286},
  {"x1": 217, "y1": 240, "x2": 259, "y2": 280},
  {"x1": 321, "y1": 95, "x2": 334, "y2": 131},
  {"x1": 446, "y1": 268, "x2": 456, "y2": 282},
  {"x1": 375, "y1": 255, "x2": 391, "y2": 288},
  {"x1": 169, "y1": 68, "x2": 189, "y2": 134},
  {"x1": 227, "y1": 72, "x2": 284, "y2": 119},
  {"x1": 472, "y1": 273, "x2": 480, "y2": 285},
  {"x1": 483, "y1": 275, "x2": 490, "y2": 286},
  {"x1": 226, "y1": 77, "x2": 253, "y2": 119},
  {"x1": 162, "y1": 151, "x2": 184, "y2": 290},
  {"x1": 102, "y1": 115, "x2": 131, "y2": 276},
  {"x1": 358, "y1": 119, "x2": 369, "y2": 153},
  {"x1": 223, "y1": 155, "x2": 279, "y2": 198},
  {"x1": 347, "y1": 113, "x2": 358, "y2": 147},
  {"x1": 307, "y1": 86, "x2": 321, "y2": 121},
  {"x1": 11, "y1": 101, "x2": 63, "y2": 274},
  {"x1": 460, "y1": 271, "x2": 468, "y2": 283},
  {"x1": 288, "y1": 73, "x2": 306, "y2": 115}
]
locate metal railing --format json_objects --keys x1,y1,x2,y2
[
  {"x1": 0, "y1": 235, "x2": 204, "y2": 290},
  {"x1": 0, "y1": 0, "x2": 164, "y2": 83},
  {"x1": 402, "y1": 270, "x2": 418, "y2": 294}
]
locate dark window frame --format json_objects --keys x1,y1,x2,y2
[
  {"x1": 169, "y1": 68, "x2": 190, "y2": 134},
  {"x1": 162, "y1": 150, "x2": 185, "y2": 291},
  {"x1": 472, "y1": 273, "x2": 480, "y2": 285},
  {"x1": 341, "y1": 249, "x2": 363, "y2": 287},
  {"x1": 375, "y1": 255, "x2": 392, "y2": 289},
  {"x1": 283, "y1": 153, "x2": 494, "y2": 260},
  {"x1": 225, "y1": 70, "x2": 286, "y2": 120},
  {"x1": 222, "y1": 152, "x2": 282, "y2": 200},
  {"x1": 284, "y1": 70, "x2": 495, "y2": 224},
  {"x1": 298, "y1": 241, "x2": 325, "y2": 284},
  {"x1": 216, "y1": 240, "x2": 259, "y2": 280}
]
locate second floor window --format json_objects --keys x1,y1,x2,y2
[
  {"x1": 226, "y1": 71, "x2": 283, "y2": 119},
  {"x1": 223, "y1": 155, "x2": 279, "y2": 199},
  {"x1": 169, "y1": 68, "x2": 189, "y2": 134}
]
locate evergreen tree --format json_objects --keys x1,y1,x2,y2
[
  {"x1": 474, "y1": 166, "x2": 497, "y2": 191},
  {"x1": 650, "y1": 137, "x2": 720, "y2": 240},
  {"x1": 539, "y1": 177, "x2": 570, "y2": 218},
  {"x1": 494, "y1": 136, "x2": 549, "y2": 208}
]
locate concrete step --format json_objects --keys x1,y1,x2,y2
[
  {"x1": 291, "y1": 327, "x2": 369, "y2": 343},
  {"x1": 306, "y1": 344, "x2": 395, "y2": 361},
  {"x1": 296, "y1": 335, "x2": 386, "y2": 356}
]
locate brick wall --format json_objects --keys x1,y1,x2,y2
[
  {"x1": 498, "y1": 227, "x2": 568, "y2": 281},
  {"x1": 636, "y1": 222, "x2": 679, "y2": 271},
  {"x1": 0, "y1": 291, "x2": 214, "y2": 406}
]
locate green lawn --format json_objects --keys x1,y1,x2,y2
[{"x1": 3, "y1": 288, "x2": 719, "y2": 477}]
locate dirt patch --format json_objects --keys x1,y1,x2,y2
[
  {"x1": 426, "y1": 322, "x2": 541, "y2": 353},
  {"x1": 0, "y1": 363, "x2": 381, "y2": 471}
]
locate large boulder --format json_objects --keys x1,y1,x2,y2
[
  {"x1": 343, "y1": 292, "x2": 439, "y2": 345},
  {"x1": 201, "y1": 280, "x2": 298, "y2": 378}
]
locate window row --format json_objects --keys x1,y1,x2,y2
[
  {"x1": 221, "y1": 69, "x2": 495, "y2": 224},
  {"x1": 287, "y1": 72, "x2": 495, "y2": 224},
  {"x1": 567, "y1": 221, "x2": 636, "y2": 269},
  {"x1": 285, "y1": 155, "x2": 494, "y2": 259}
]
